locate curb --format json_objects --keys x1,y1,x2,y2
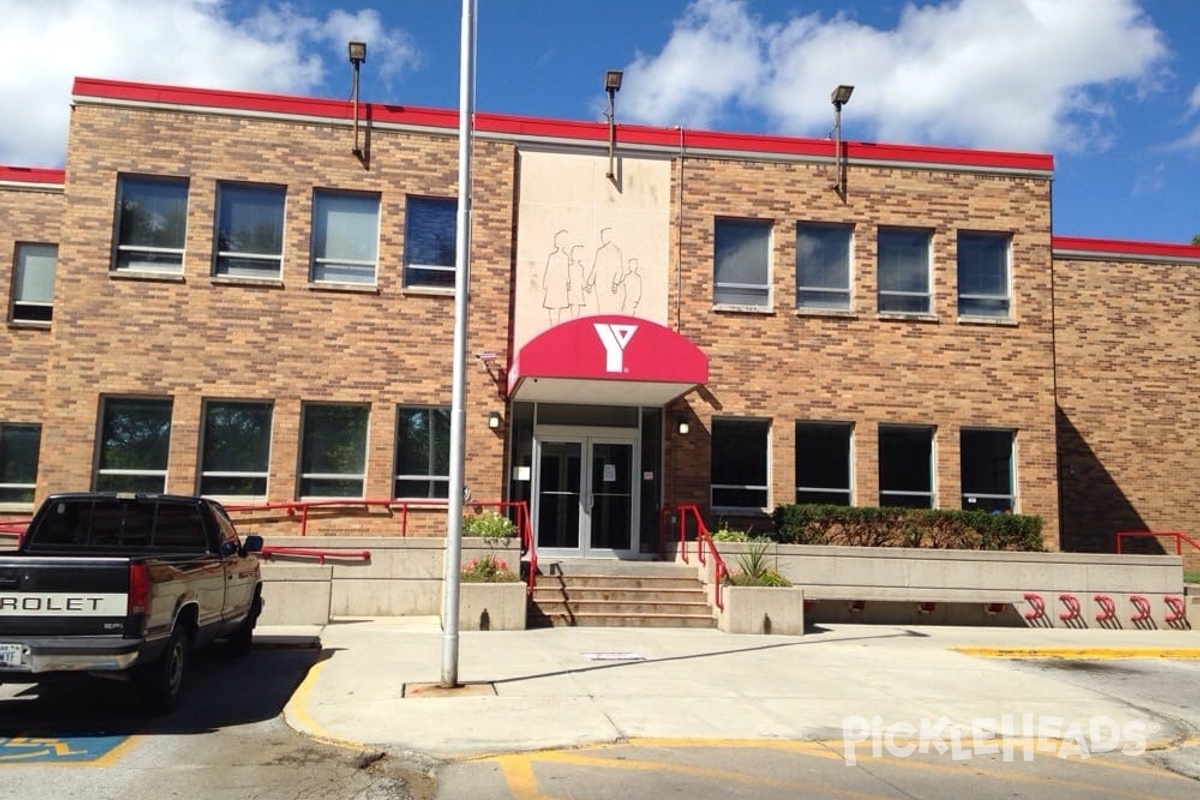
[{"x1": 953, "y1": 646, "x2": 1200, "y2": 660}]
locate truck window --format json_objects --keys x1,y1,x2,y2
[{"x1": 151, "y1": 503, "x2": 209, "y2": 552}]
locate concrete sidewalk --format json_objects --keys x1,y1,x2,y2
[{"x1": 270, "y1": 619, "x2": 1200, "y2": 759}]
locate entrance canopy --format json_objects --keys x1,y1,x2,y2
[{"x1": 508, "y1": 315, "x2": 708, "y2": 405}]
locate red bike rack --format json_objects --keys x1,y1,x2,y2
[
  {"x1": 1022, "y1": 592, "x2": 1046, "y2": 620},
  {"x1": 1094, "y1": 594, "x2": 1117, "y2": 623},
  {"x1": 1164, "y1": 595, "x2": 1187, "y2": 624},
  {"x1": 1130, "y1": 595, "x2": 1153, "y2": 623},
  {"x1": 1058, "y1": 593, "x2": 1081, "y2": 621}
]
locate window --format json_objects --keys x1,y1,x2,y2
[
  {"x1": 299, "y1": 403, "x2": 368, "y2": 497},
  {"x1": 394, "y1": 407, "x2": 450, "y2": 498},
  {"x1": 957, "y1": 232, "x2": 1011, "y2": 318},
  {"x1": 95, "y1": 398, "x2": 173, "y2": 493},
  {"x1": 0, "y1": 423, "x2": 40, "y2": 504},
  {"x1": 961, "y1": 429, "x2": 1015, "y2": 512},
  {"x1": 877, "y1": 228, "x2": 931, "y2": 314},
  {"x1": 114, "y1": 176, "x2": 189, "y2": 273},
  {"x1": 879, "y1": 425, "x2": 934, "y2": 508},
  {"x1": 215, "y1": 184, "x2": 285, "y2": 279},
  {"x1": 711, "y1": 418, "x2": 769, "y2": 509},
  {"x1": 795, "y1": 422, "x2": 852, "y2": 505},
  {"x1": 714, "y1": 218, "x2": 771, "y2": 307},
  {"x1": 11, "y1": 243, "x2": 57, "y2": 322},
  {"x1": 200, "y1": 401, "x2": 273, "y2": 496},
  {"x1": 404, "y1": 197, "x2": 457, "y2": 288},
  {"x1": 311, "y1": 190, "x2": 379, "y2": 284},
  {"x1": 796, "y1": 224, "x2": 851, "y2": 310}
]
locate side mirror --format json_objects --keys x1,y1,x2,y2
[
  {"x1": 242, "y1": 534, "x2": 264, "y2": 555},
  {"x1": 220, "y1": 539, "x2": 239, "y2": 557}
]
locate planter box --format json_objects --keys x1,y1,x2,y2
[
  {"x1": 717, "y1": 585, "x2": 805, "y2": 635},
  {"x1": 450, "y1": 582, "x2": 527, "y2": 631}
]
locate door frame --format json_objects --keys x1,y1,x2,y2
[{"x1": 533, "y1": 424, "x2": 641, "y2": 558}]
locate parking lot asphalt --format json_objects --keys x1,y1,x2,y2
[{"x1": 269, "y1": 619, "x2": 1200, "y2": 759}]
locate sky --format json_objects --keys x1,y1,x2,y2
[{"x1": 0, "y1": 0, "x2": 1197, "y2": 244}]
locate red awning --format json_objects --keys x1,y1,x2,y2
[{"x1": 508, "y1": 315, "x2": 708, "y2": 405}]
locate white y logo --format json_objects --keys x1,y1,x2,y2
[{"x1": 594, "y1": 323, "x2": 637, "y2": 373}]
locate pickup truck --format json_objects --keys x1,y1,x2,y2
[{"x1": 0, "y1": 492, "x2": 264, "y2": 712}]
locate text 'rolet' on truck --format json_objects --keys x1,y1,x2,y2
[{"x1": 0, "y1": 492, "x2": 264, "y2": 713}]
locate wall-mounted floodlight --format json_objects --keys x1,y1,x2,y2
[
  {"x1": 349, "y1": 41, "x2": 367, "y2": 158},
  {"x1": 488, "y1": 411, "x2": 502, "y2": 430},
  {"x1": 831, "y1": 84, "x2": 853, "y2": 199},
  {"x1": 604, "y1": 69, "x2": 624, "y2": 180}
]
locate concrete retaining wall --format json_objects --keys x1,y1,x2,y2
[
  {"x1": 682, "y1": 542, "x2": 1190, "y2": 630},
  {"x1": 257, "y1": 536, "x2": 521, "y2": 625}
]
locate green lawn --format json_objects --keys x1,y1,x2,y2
[{"x1": 1185, "y1": 570, "x2": 1200, "y2": 585}]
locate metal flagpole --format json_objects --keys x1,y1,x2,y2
[{"x1": 440, "y1": 0, "x2": 476, "y2": 688}]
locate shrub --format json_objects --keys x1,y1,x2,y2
[
  {"x1": 462, "y1": 510, "x2": 516, "y2": 542},
  {"x1": 770, "y1": 504, "x2": 1045, "y2": 551},
  {"x1": 461, "y1": 553, "x2": 520, "y2": 583},
  {"x1": 724, "y1": 542, "x2": 792, "y2": 587}
]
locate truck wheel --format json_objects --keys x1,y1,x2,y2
[
  {"x1": 137, "y1": 626, "x2": 189, "y2": 714},
  {"x1": 228, "y1": 594, "x2": 261, "y2": 656}
]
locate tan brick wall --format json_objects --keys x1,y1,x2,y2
[
  {"x1": 38, "y1": 104, "x2": 514, "y2": 535},
  {"x1": 0, "y1": 182, "x2": 63, "y2": 510},
  {"x1": 665, "y1": 157, "x2": 1060, "y2": 546},
  {"x1": 1055, "y1": 254, "x2": 1200, "y2": 554}
]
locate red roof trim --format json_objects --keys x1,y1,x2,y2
[
  {"x1": 0, "y1": 166, "x2": 65, "y2": 185},
  {"x1": 71, "y1": 77, "x2": 1053, "y2": 173},
  {"x1": 1053, "y1": 235, "x2": 1200, "y2": 261}
]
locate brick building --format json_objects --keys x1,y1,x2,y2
[{"x1": 2, "y1": 77, "x2": 1198, "y2": 556}]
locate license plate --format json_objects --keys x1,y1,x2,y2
[{"x1": 0, "y1": 643, "x2": 24, "y2": 667}]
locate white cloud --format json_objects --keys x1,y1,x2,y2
[
  {"x1": 621, "y1": 0, "x2": 1167, "y2": 153},
  {"x1": 0, "y1": 0, "x2": 418, "y2": 166},
  {"x1": 1190, "y1": 84, "x2": 1200, "y2": 114}
]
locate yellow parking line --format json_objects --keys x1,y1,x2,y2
[
  {"x1": 284, "y1": 659, "x2": 373, "y2": 753},
  {"x1": 953, "y1": 647, "x2": 1200, "y2": 660}
]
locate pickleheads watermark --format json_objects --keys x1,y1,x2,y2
[{"x1": 840, "y1": 714, "x2": 1157, "y2": 765}]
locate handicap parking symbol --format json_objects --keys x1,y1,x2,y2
[{"x1": 0, "y1": 735, "x2": 130, "y2": 763}]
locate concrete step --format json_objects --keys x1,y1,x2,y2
[
  {"x1": 532, "y1": 586, "x2": 707, "y2": 603},
  {"x1": 534, "y1": 599, "x2": 712, "y2": 616},
  {"x1": 528, "y1": 609, "x2": 717, "y2": 629},
  {"x1": 537, "y1": 574, "x2": 703, "y2": 590}
]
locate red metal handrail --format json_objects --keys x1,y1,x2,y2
[
  {"x1": 225, "y1": 498, "x2": 449, "y2": 537},
  {"x1": 667, "y1": 503, "x2": 730, "y2": 611},
  {"x1": 260, "y1": 545, "x2": 371, "y2": 564},
  {"x1": 1115, "y1": 530, "x2": 1200, "y2": 557}
]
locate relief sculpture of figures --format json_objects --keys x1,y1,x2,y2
[
  {"x1": 542, "y1": 229, "x2": 571, "y2": 323},
  {"x1": 567, "y1": 244, "x2": 588, "y2": 318},
  {"x1": 587, "y1": 227, "x2": 623, "y2": 314},
  {"x1": 617, "y1": 257, "x2": 642, "y2": 314}
]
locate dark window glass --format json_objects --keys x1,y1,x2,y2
[
  {"x1": 795, "y1": 422, "x2": 852, "y2": 505},
  {"x1": 394, "y1": 407, "x2": 451, "y2": 498},
  {"x1": 200, "y1": 401, "x2": 273, "y2": 496},
  {"x1": 711, "y1": 418, "x2": 769, "y2": 508},
  {"x1": 796, "y1": 224, "x2": 851, "y2": 310},
  {"x1": 404, "y1": 197, "x2": 457, "y2": 288},
  {"x1": 957, "y1": 232, "x2": 1011, "y2": 317},
  {"x1": 0, "y1": 423, "x2": 41, "y2": 503},
  {"x1": 300, "y1": 404, "x2": 368, "y2": 496},
  {"x1": 961, "y1": 428, "x2": 1015, "y2": 512},
  {"x1": 95, "y1": 398, "x2": 173, "y2": 493},
  {"x1": 215, "y1": 184, "x2": 285, "y2": 278},
  {"x1": 115, "y1": 176, "x2": 188, "y2": 272},
  {"x1": 12, "y1": 243, "x2": 56, "y2": 323},
  {"x1": 879, "y1": 425, "x2": 934, "y2": 508}
]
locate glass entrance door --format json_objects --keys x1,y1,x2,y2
[{"x1": 535, "y1": 434, "x2": 636, "y2": 556}]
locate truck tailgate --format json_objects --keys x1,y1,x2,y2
[{"x1": 0, "y1": 556, "x2": 130, "y2": 639}]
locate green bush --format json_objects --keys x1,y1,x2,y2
[
  {"x1": 770, "y1": 504, "x2": 1045, "y2": 551},
  {"x1": 723, "y1": 543, "x2": 793, "y2": 587},
  {"x1": 461, "y1": 553, "x2": 520, "y2": 583},
  {"x1": 462, "y1": 510, "x2": 516, "y2": 542}
]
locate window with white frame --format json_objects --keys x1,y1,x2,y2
[
  {"x1": 714, "y1": 218, "x2": 771, "y2": 307},
  {"x1": 711, "y1": 418, "x2": 769, "y2": 509},
  {"x1": 796, "y1": 223, "x2": 851, "y2": 310},
  {"x1": 11, "y1": 243, "x2": 57, "y2": 323},
  {"x1": 394, "y1": 406, "x2": 450, "y2": 498},
  {"x1": 877, "y1": 227, "x2": 931, "y2": 314},
  {"x1": 199, "y1": 400, "x2": 273, "y2": 496},
  {"x1": 310, "y1": 190, "x2": 379, "y2": 285},
  {"x1": 214, "y1": 184, "x2": 285, "y2": 279},
  {"x1": 0, "y1": 423, "x2": 41, "y2": 504},
  {"x1": 299, "y1": 403, "x2": 368, "y2": 497},
  {"x1": 404, "y1": 197, "x2": 457, "y2": 289},
  {"x1": 95, "y1": 397, "x2": 173, "y2": 493},
  {"x1": 795, "y1": 422, "x2": 852, "y2": 505},
  {"x1": 878, "y1": 424, "x2": 934, "y2": 508},
  {"x1": 114, "y1": 176, "x2": 189, "y2": 273},
  {"x1": 957, "y1": 232, "x2": 1011, "y2": 318},
  {"x1": 961, "y1": 428, "x2": 1015, "y2": 512}
]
